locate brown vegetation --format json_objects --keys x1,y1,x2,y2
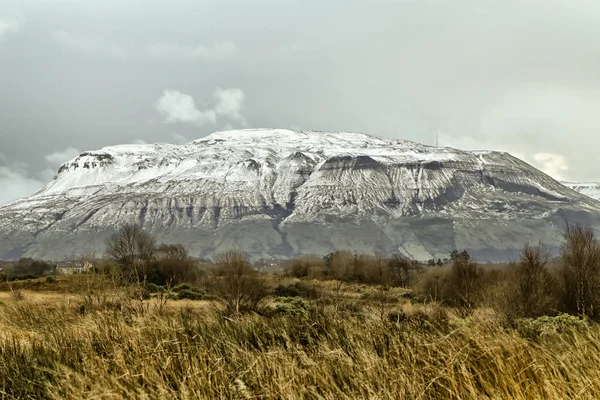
[
  {"x1": 560, "y1": 223, "x2": 600, "y2": 318},
  {"x1": 3, "y1": 222, "x2": 600, "y2": 398},
  {"x1": 2, "y1": 277, "x2": 600, "y2": 399},
  {"x1": 494, "y1": 243, "x2": 555, "y2": 323},
  {"x1": 211, "y1": 250, "x2": 268, "y2": 314}
]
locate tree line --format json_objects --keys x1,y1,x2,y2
[{"x1": 7, "y1": 221, "x2": 600, "y2": 322}]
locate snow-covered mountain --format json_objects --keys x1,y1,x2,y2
[
  {"x1": 563, "y1": 182, "x2": 600, "y2": 201},
  {"x1": 2, "y1": 129, "x2": 600, "y2": 261}
]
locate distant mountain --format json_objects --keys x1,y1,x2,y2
[
  {"x1": 562, "y1": 182, "x2": 600, "y2": 201},
  {"x1": 1, "y1": 129, "x2": 600, "y2": 261}
]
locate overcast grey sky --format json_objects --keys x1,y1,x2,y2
[{"x1": 1, "y1": 0, "x2": 599, "y2": 205}]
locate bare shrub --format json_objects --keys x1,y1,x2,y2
[
  {"x1": 446, "y1": 250, "x2": 480, "y2": 316},
  {"x1": 273, "y1": 281, "x2": 320, "y2": 300},
  {"x1": 414, "y1": 266, "x2": 449, "y2": 303},
  {"x1": 149, "y1": 243, "x2": 201, "y2": 285},
  {"x1": 285, "y1": 256, "x2": 325, "y2": 278},
  {"x1": 560, "y1": 223, "x2": 600, "y2": 318},
  {"x1": 328, "y1": 250, "x2": 355, "y2": 281},
  {"x1": 388, "y1": 254, "x2": 421, "y2": 287},
  {"x1": 495, "y1": 243, "x2": 555, "y2": 324},
  {"x1": 211, "y1": 251, "x2": 268, "y2": 314},
  {"x1": 364, "y1": 251, "x2": 390, "y2": 287},
  {"x1": 319, "y1": 251, "x2": 422, "y2": 287},
  {"x1": 12, "y1": 258, "x2": 55, "y2": 276},
  {"x1": 78, "y1": 268, "x2": 134, "y2": 314},
  {"x1": 105, "y1": 223, "x2": 156, "y2": 281}
]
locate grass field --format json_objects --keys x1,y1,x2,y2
[{"x1": 1, "y1": 275, "x2": 600, "y2": 399}]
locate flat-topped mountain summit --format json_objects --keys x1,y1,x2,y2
[{"x1": 1, "y1": 129, "x2": 599, "y2": 261}]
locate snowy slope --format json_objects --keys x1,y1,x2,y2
[
  {"x1": 1, "y1": 129, "x2": 600, "y2": 261},
  {"x1": 563, "y1": 182, "x2": 600, "y2": 201}
]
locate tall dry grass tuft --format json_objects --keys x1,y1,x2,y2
[{"x1": 2, "y1": 293, "x2": 600, "y2": 399}]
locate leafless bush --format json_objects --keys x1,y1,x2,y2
[
  {"x1": 105, "y1": 223, "x2": 157, "y2": 282},
  {"x1": 211, "y1": 251, "x2": 268, "y2": 314},
  {"x1": 328, "y1": 250, "x2": 355, "y2": 281},
  {"x1": 78, "y1": 268, "x2": 134, "y2": 313},
  {"x1": 560, "y1": 223, "x2": 600, "y2": 318},
  {"x1": 414, "y1": 266, "x2": 449, "y2": 303},
  {"x1": 446, "y1": 250, "x2": 480, "y2": 316},
  {"x1": 388, "y1": 254, "x2": 422, "y2": 287},
  {"x1": 150, "y1": 243, "x2": 201, "y2": 285},
  {"x1": 285, "y1": 256, "x2": 325, "y2": 278},
  {"x1": 494, "y1": 243, "x2": 555, "y2": 324}
]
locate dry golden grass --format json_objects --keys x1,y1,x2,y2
[
  {"x1": 1, "y1": 284, "x2": 600, "y2": 400},
  {"x1": 0, "y1": 290, "x2": 79, "y2": 304}
]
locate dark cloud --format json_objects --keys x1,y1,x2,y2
[{"x1": 1, "y1": 0, "x2": 599, "y2": 204}]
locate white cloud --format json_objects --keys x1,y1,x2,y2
[
  {"x1": 437, "y1": 132, "x2": 569, "y2": 180},
  {"x1": 132, "y1": 139, "x2": 147, "y2": 145},
  {"x1": 0, "y1": 165, "x2": 44, "y2": 206},
  {"x1": 146, "y1": 41, "x2": 237, "y2": 61},
  {"x1": 36, "y1": 147, "x2": 82, "y2": 182},
  {"x1": 155, "y1": 88, "x2": 248, "y2": 128},
  {"x1": 532, "y1": 153, "x2": 569, "y2": 180},
  {"x1": 156, "y1": 90, "x2": 217, "y2": 126},
  {"x1": 214, "y1": 87, "x2": 248, "y2": 126},
  {"x1": 45, "y1": 147, "x2": 81, "y2": 166},
  {"x1": 0, "y1": 18, "x2": 21, "y2": 41}
]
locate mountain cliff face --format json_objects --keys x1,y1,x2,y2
[
  {"x1": 1, "y1": 129, "x2": 599, "y2": 261},
  {"x1": 563, "y1": 182, "x2": 600, "y2": 201}
]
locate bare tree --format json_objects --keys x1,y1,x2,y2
[
  {"x1": 447, "y1": 250, "x2": 480, "y2": 316},
  {"x1": 156, "y1": 243, "x2": 188, "y2": 260},
  {"x1": 560, "y1": 223, "x2": 600, "y2": 318},
  {"x1": 388, "y1": 254, "x2": 419, "y2": 287},
  {"x1": 372, "y1": 250, "x2": 390, "y2": 288},
  {"x1": 328, "y1": 251, "x2": 354, "y2": 298},
  {"x1": 153, "y1": 243, "x2": 200, "y2": 285},
  {"x1": 329, "y1": 251, "x2": 354, "y2": 282},
  {"x1": 495, "y1": 243, "x2": 554, "y2": 323},
  {"x1": 105, "y1": 223, "x2": 156, "y2": 280},
  {"x1": 516, "y1": 243, "x2": 554, "y2": 316},
  {"x1": 211, "y1": 251, "x2": 268, "y2": 314}
]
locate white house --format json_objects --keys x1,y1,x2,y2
[{"x1": 56, "y1": 261, "x2": 93, "y2": 275}]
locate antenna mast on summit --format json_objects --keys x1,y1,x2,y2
[{"x1": 436, "y1": 132, "x2": 439, "y2": 147}]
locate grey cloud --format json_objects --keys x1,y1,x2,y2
[
  {"x1": 52, "y1": 30, "x2": 237, "y2": 61},
  {"x1": 171, "y1": 133, "x2": 188, "y2": 144},
  {"x1": 146, "y1": 41, "x2": 237, "y2": 61},
  {"x1": 52, "y1": 30, "x2": 128, "y2": 59},
  {"x1": 0, "y1": 164, "x2": 43, "y2": 206},
  {"x1": 0, "y1": 146, "x2": 82, "y2": 205},
  {"x1": 1, "y1": 0, "x2": 599, "y2": 192},
  {"x1": 0, "y1": 17, "x2": 21, "y2": 40},
  {"x1": 45, "y1": 147, "x2": 81, "y2": 166}
]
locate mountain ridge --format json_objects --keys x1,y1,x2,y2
[
  {"x1": 563, "y1": 182, "x2": 600, "y2": 201},
  {"x1": 1, "y1": 129, "x2": 599, "y2": 261}
]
